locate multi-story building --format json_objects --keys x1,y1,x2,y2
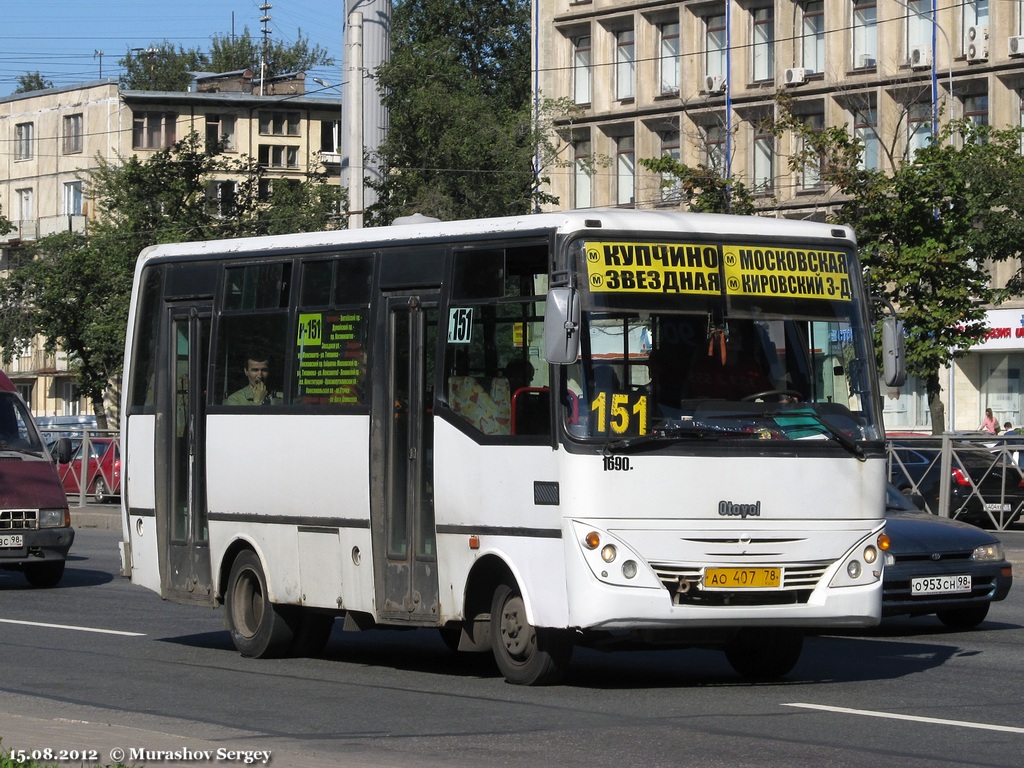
[
  {"x1": 0, "y1": 73, "x2": 342, "y2": 418},
  {"x1": 537, "y1": 0, "x2": 1024, "y2": 432}
]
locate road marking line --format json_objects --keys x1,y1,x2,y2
[
  {"x1": 0, "y1": 618, "x2": 144, "y2": 637},
  {"x1": 783, "y1": 703, "x2": 1024, "y2": 734}
]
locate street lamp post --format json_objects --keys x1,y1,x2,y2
[{"x1": 312, "y1": 77, "x2": 345, "y2": 218}]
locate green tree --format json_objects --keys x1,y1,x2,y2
[
  {"x1": 14, "y1": 71, "x2": 53, "y2": 94},
  {"x1": 368, "y1": 0, "x2": 535, "y2": 223},
  {"x1": 0, "y1": 232, "x2": 129, "y2": 423},
  {"x1": 119, "y1": 43, "x2": 207, "y2": 91},
  {"x1": 119, "y1": 31, "x2": 333, "y2": 92},
  {"x1": 774, "y1": 100, "x2": 1024, "y2": 432},
  {"x1": 638, "y1": 155, "x2": 756, "y2": 215},
  {"x1": 209, "y1": 28, "x2": 332, "y2": 75}
]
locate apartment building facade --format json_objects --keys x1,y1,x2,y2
[
  {"x1": 537, "y1": 0, "x2": 1024, "y2": 432},
  {"x1": 0, "y1": 75, "x2": 342, "y2": 418}
]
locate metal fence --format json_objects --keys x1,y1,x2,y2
[
  {"x1": 887, "y1": 433, "x2": 1024, "y2": 530},
  {"x1": 43, "y1": 427, "x2": 121, "y2": 508}
]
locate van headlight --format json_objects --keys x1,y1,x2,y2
[{"x1": 38, "y1": 508, "x2": 69, "y2": 528}]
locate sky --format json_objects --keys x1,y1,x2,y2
[{"x1": 2, "y1": 1, "x2": 348, "y2": 94}]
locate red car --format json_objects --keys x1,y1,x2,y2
[{"x1": 58, "y1": 437, "x2": 121, "y2": 503}]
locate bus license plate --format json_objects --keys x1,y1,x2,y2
[
  {"x1": 911, "y1": 575, "x2": 971, "y2": 595},
  {"x1": 704, "y1": 567, "x2": 782, "y2": 589},
  {"x1": 0, "y1": 534, "x2": 24, "y2": 548}
]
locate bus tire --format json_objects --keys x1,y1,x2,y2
[
  {"x1": 225, "y1": 550, "x2": 294, "y2": 659},
  {"x1": 724, "y1": 628, "x2": 803, "y2": 680},
  {"x1": 490, "y1": 583, "x2": 573, "y2": 685}
]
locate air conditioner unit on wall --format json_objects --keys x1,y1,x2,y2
[
  {"x1": 1010, "y1": 35, "x2": 1024, "y2": 57},
  {"x1": 784, "y1": 67, "x2": 809, "y2": 86},
  {"x1": 967, "y1": 25, "x2": 989, "y2": 62},
  {"x1": 704, "y1": 74, "x2": 726, "y2": 94},
  {"x1": 909, "y1": 45, "x2": 932, "y2": 70}
]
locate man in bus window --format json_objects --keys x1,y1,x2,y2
[{"x1": 225, "y1": 355, "x2": 283, "y2": 406}]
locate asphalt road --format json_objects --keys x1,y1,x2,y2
[{"x1": 2, "y1": 520, "x2": 1023, "y2": 768}]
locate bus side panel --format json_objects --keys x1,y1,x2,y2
[
  {"x1": 205, "y1": 413, "x2": 375, "y2": 612},
  {"x1": 124, "y1": 414, "x2": 161, "y2": 594},
  {"x1": 432, "y1": 419, "x2": 570, "y2": 628}
]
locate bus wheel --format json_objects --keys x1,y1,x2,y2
[
  {"x1": 490, "y1": 583, "x2": 573, "y2": 685},
  {"x1": 725, "y1": 628, "x2": 803, "y2": 680},
  {"x1": 225, "y1": 550, "x2": 294, "y2": 658},
  {"x1": 24, "y1": 560, "x2": 65, "y2": 588}
]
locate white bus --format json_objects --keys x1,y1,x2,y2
[{"x1": 120, "y1": 210, "x2": 901, "y2": 685}]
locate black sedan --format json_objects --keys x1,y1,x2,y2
[{"x1": 882, "y1": 485, "x2": 1013, "y2": 628}]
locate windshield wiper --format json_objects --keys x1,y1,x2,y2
[
  {"x1": 770, "y1": 408, "x2": 866, "y2": 462},
  {"x1": 603, "y1": 423, "x2": 749, "y2": 454}
]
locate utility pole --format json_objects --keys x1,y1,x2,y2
[{"x1": 259, "y1": 3, "x2": 273, "y2": 96}]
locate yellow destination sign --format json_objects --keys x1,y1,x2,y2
[{"x1": 722, "y1": 245, "x2": 852, "y2": 301}]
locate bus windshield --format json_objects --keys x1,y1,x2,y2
[{"x1": 563, "y1": 236, "x2": 881, "y2": 445}]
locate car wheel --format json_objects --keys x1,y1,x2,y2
[
  {"x1": 91, "y1": 477, "x2": 109, "y2": 504},
  {"x1": 24, "y1": 560, "x2": 66, "y2": 588},
  {"x1": 725, "y1": 628, "x2": 804, "y2": 680},
  {"x1": 225, "y1": 550, "x2": 295, "y2": 658},
  {"x1": 490, "y1": 582, "x2": 573, "y2": 685},
  {"x1": 936, "y1": 604, "x2": 990, "y2": 629}
]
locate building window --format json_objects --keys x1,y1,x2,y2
[
  {"x1": 660, "y1": 130, "x2": 681, "y2": 202},
  {"x1": 906, "y1": 0, "x2": 931, "y2": 51},
  {"x1": 615, "y1": 28, "x2": 635, "y2": 101},
  {"x1": 258, "y1": 144, "x2": 299, "y2": 168},
  {"x1": 752, "y1": 122, "x2": 774, "y2": 193},
  {"x1": 573, "y1": 132, "x2": 593, "y2": 209},
  {"x1": 62, "y1": 114, "x2": 83, "y2": 154},
  {"x1": 258, "y1": 111, "x2": 301, "y2": 136},
  {"x1": 616, "y1": 134, "x2": 635, "y2": 206},
  {"x1": 321, "y1": 120, "x2": 340, "y2": 153},
  {"x1": 706, "y1": 14, "x2": 727, "y2": 78},
  {"x1": 963, "y1": 0, "x2": 989, "y2": 54},
  {"x1": 799, "y1": 113, "x2": 824, "y2": 189},
  {"x1": 15, "y1": 123, "x2": 33, "y2": 161},
  {"x1": 704, "y1": 124, "x2": 727, "y2": 173},
  {"x1": 802, "y1": 2, "x2": 825, "y2": 72},
  {"x1": 855, "y1": 105, "x2": 880, "y2": 170},
  {"x1": 206, "y1": 114, "x2": 236, "y2": 151},
  {"x1": 63, "y1": 181, "x2": 83, "y2": 216},
  {"x1": 964, "y1": 93, "x2": 989, "y2": 130},
  {"x1": 752, "y1": 8, "x2": 775, "y2": 82},
  {"x1": 907, "y1": 102, "x2": 932, "y2": 160},
  {"x1": 659, "y1": 21, "x2": 681, "y2": 95},
  {"x1": 16, "y1": 188, "x2": 33, "y2": 221},
  {"x1": 853, "y1": 0, "x2": 878, "y2": 68},
  {"x1": 573, "y1": 35, "x2": 592, "y2": 105},
  {"x1": 133, "y1": 112, "x2": 177, "y2": 149},
  {"x1": 206, "y1": 180, "x2": 237, "y2": 216}
]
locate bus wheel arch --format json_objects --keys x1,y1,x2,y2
[{"x1": 223, "y1": 547, "x2": 295, "y2": 659}]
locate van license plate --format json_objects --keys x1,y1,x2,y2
[
  {"x1": 0, "y1": 534, "x2": 24, "y2": 548},
  {"x1": 911, "y1": 575, "x2": 971, "y2": 595},
  {"x1": 704, "y1": 567, "x2": 782, "y2": 589}
]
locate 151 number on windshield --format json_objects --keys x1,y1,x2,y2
[{"x1": 590, "y1": 391, "x2": 648, "y2": 436}]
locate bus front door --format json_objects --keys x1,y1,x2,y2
[
  {"x1": 163, "y1": 305, "x2": 212, "y2": 603},
  {"x1": 372, "y1": 296, "x2": 439, "y2": 625}
]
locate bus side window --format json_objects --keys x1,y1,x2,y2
[{"x1": 213, "y1": 314, "x2": 289, "y2": 406}]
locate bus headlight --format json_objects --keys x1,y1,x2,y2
[
  {"x1": 847, "y1": 560, "x2": 862, "y2": 579},
  {"x1": 829, "y1": 530, "x2": 884, "y2": 588},
  {"x1": 571, "y1": 521, "x2": 661, "y2": 589}
]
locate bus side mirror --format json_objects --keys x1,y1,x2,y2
[
  {"x1": 881, "y1": 317, "x2": 906, "y2": 388},
  {"x1": 544, "y1": 287, "x2": 581, "y2": 364}
]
